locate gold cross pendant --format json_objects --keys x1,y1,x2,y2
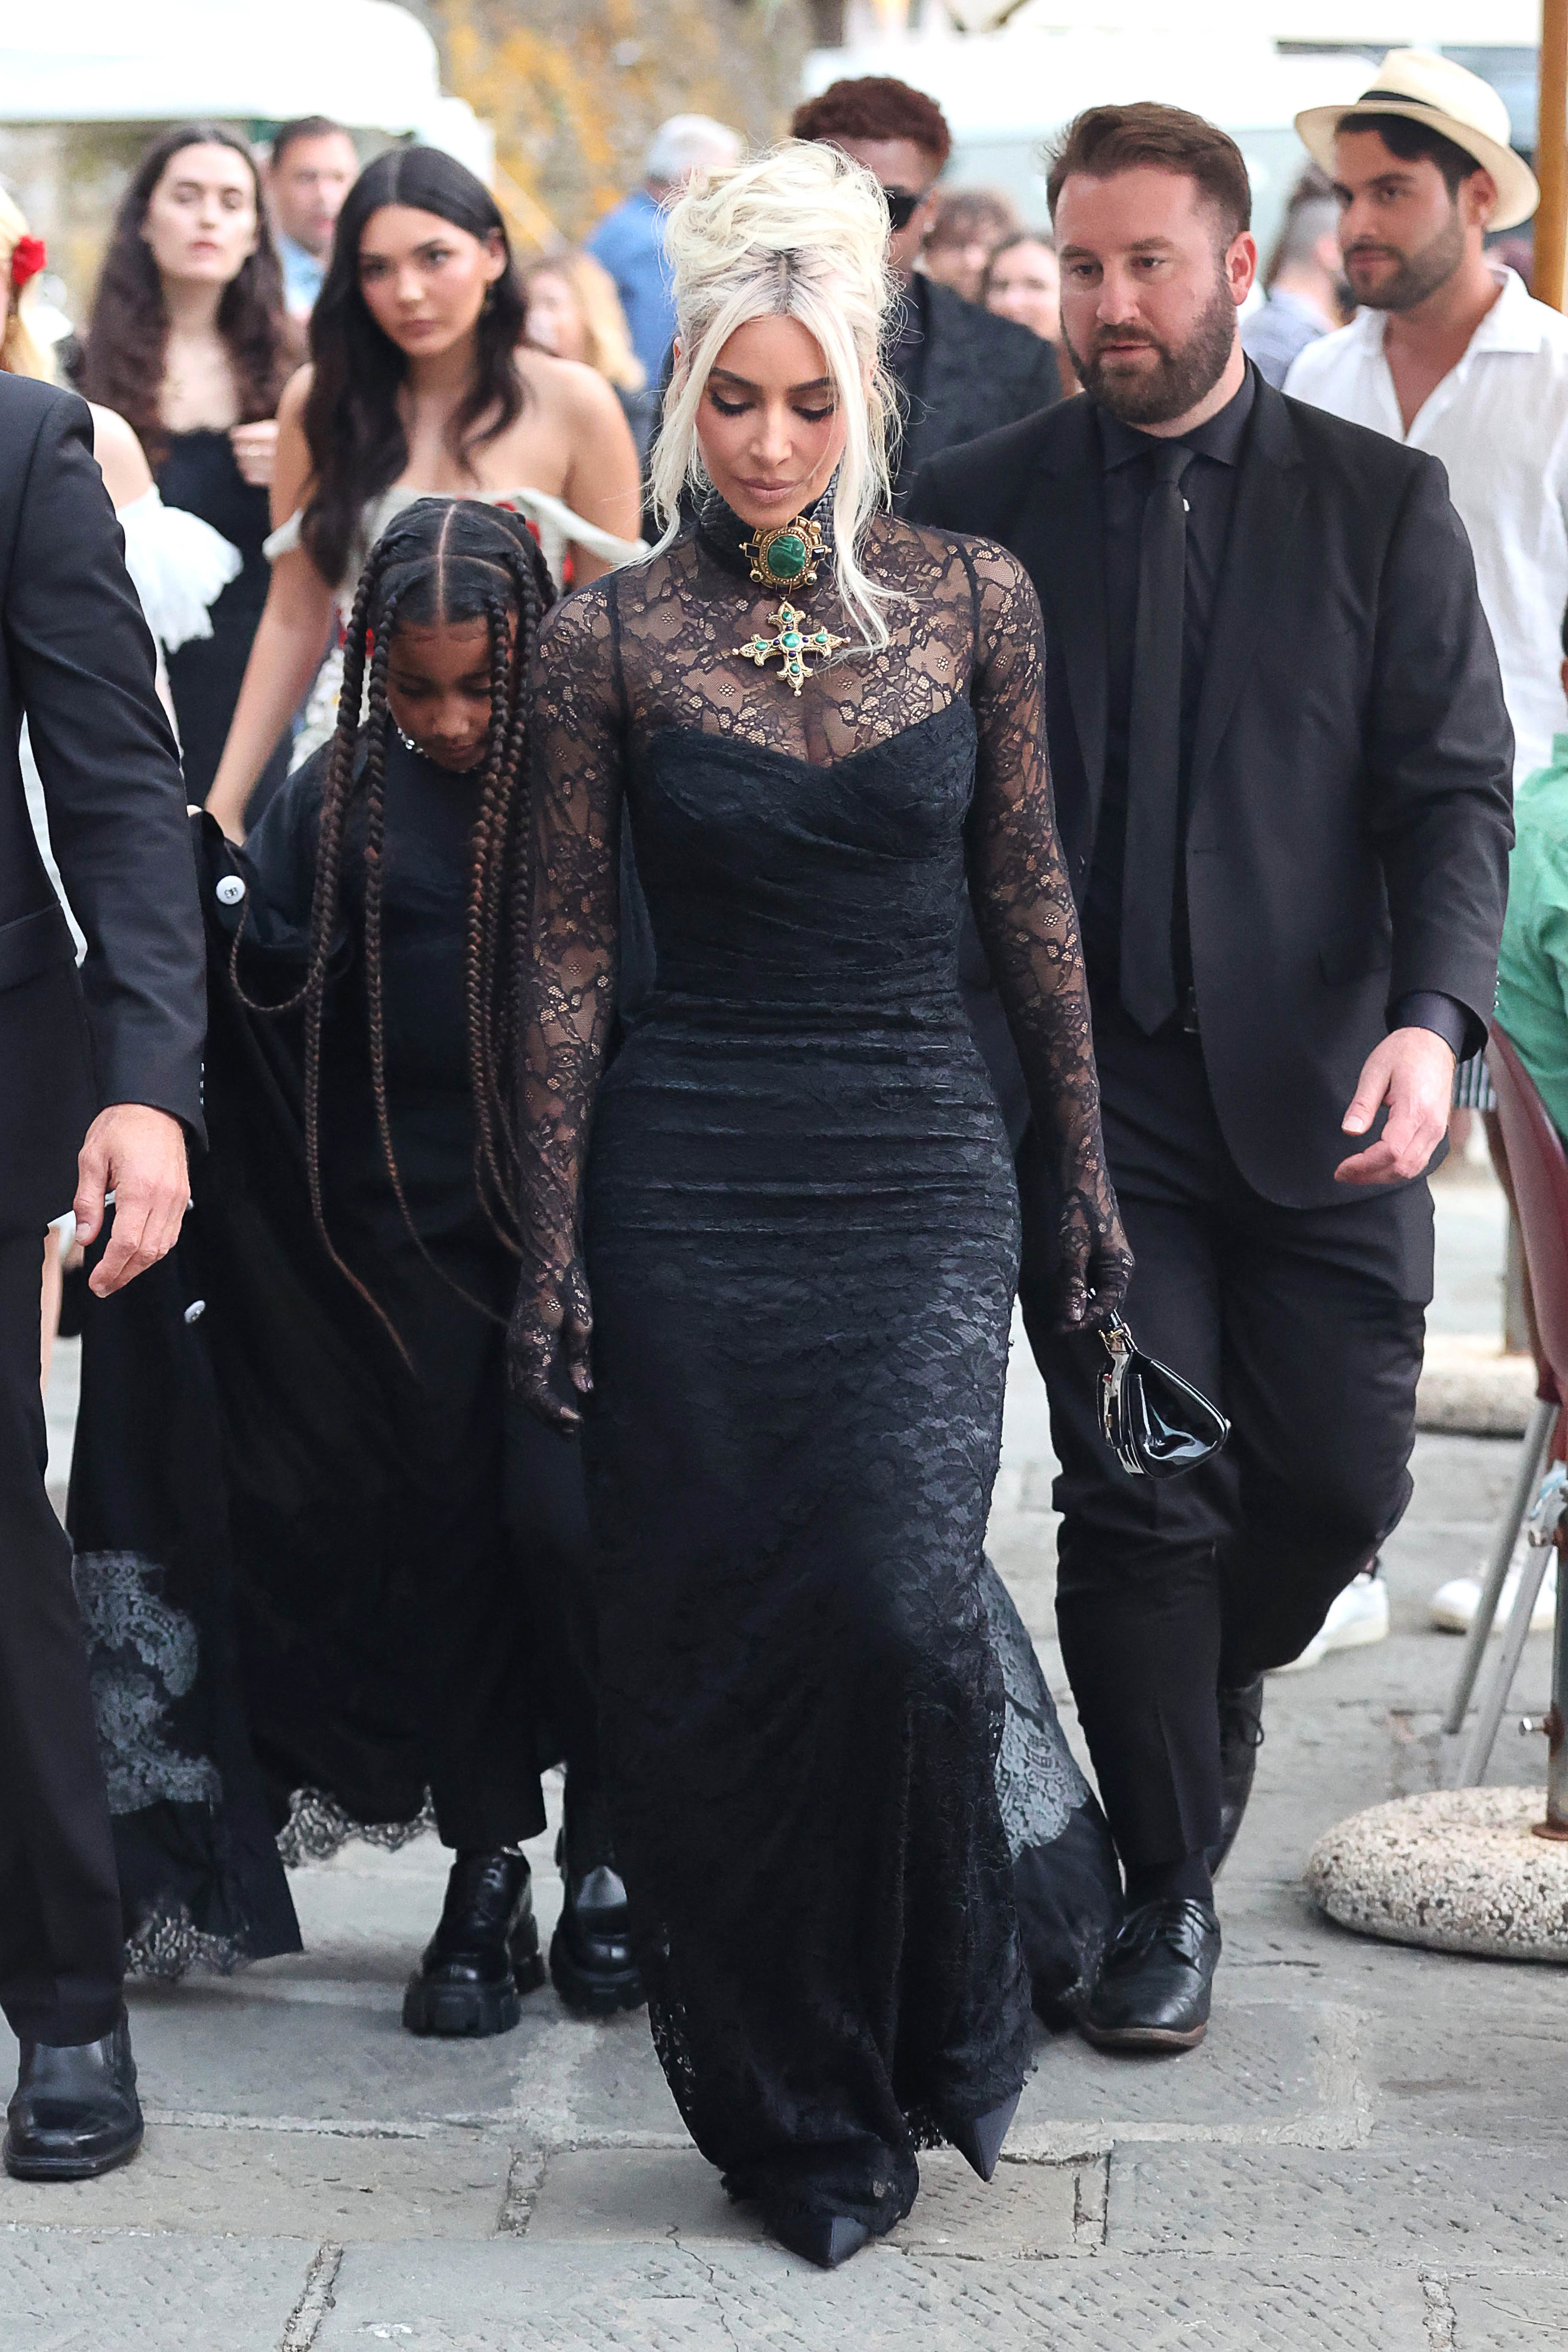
[{"x1": 732, "y1": 599, "x2": 848, "y2": 696}]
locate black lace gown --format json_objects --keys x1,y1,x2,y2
[{"x1": 518, "y1": 501, "x2": 1121, "y2": 2240}]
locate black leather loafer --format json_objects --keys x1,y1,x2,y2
[
  {"x1": 1081, "y1": 1898, "x2": 1221, "y2": 2051},
  {"x1": 4, "y1": 2015, "x2": 144, "y2": 2180},
  {"x1": 402, "y1": 1850, "x2": 547, "y2": 2037},
  {"x1": 549, "y1": 1784, "x2": 645, "y2": 2018},
  {"x1": 1206, "y1": 1675, "x2": 1265, "y2": 1877}
]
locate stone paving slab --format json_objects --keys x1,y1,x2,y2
[
  {"x1": 1014, "y1": 2000, "x2": 1362, "y2": 2149},
  {"x1": 0, "y1": 2226, "x2": 315, "y2": 2352},
  {"x1": 1109, "y1": 2144, "x2": 1568, "y2": 2268},
  {"x1": 0, "y1": 2124, "x2": 516, "y2": 2244},
  {"x1": 1437, "y1": 2267, "x2": 1568, "y2": 2351},
  {"x1": 313, "y1": 2243, "x2": 1442, "y2": 2351},
  {"x1": 521, "y1": 2146, "x2": 1088, "y2": 2258}
]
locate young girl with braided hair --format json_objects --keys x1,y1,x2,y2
[{"x1": 222, "y1": 495, "x2": 640, "y2": 2033}]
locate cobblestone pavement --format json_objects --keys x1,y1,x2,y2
[{"x1": 6, "y1": 1170, "x2": 1564, "y2": 2349}]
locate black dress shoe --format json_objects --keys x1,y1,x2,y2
[
  {"x1": 947, "y1": 2088, "x2": 1021, "y2": 2182},
  {"x1": 765, "y1": 2205, "x2": 871, "y2": 2268},
  {"x1": 1081, "y1": 1898, "x2": 1221, "y2": 2051},
  {"x1": 549, "y1": 1783, "x2": 645, "y2": 2017},
  {"x1": 1206, "y1": 1675, "x2": 1265, "y2": 1877},
  {"x1": 5, "y1": 2015, "x2": 143, "y2": 2181},
  {"x1": 402, "y1": 1850, "x2": 546, "y2": 2037}
]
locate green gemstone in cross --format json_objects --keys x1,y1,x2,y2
[{"x1": 730, "y1": 599, "x2": 849, "y2": 696}]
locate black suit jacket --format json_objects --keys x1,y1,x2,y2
[
  {"x1": 1, "y1": 375, "x2": 205, "y2": 1228},
  {"x1": 909, "y1": 380, "x2": 1514, "y2": 1208},
  {"x1": 894, "y1": 280, "x2": 1062, "y2": 494}
]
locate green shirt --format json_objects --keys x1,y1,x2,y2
[{"x1": 1496, "y1": 731, "x2": 1568, "y2": 1136}]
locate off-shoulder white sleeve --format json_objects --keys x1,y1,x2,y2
[
  {"x1": 262, "y1": 507, "x2": 304, "y2": 563},
  {"x1": 117, "y1": 486, "x2": 243, "y2": 653}
]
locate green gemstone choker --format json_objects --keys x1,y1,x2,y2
[{"x1": 743, "y1": 514, "x2": 826, "y2": 591}]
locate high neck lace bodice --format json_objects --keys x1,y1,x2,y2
[{"x1": 513, "y1": 508, "x2": 1131, "y2": 1386}]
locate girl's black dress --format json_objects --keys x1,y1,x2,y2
[
  {"x1": 157, "y1": 429, "x2": 290, "y2": 822},
  {"x1": 66, "y1": 737, "x2": 596, "y2": 1971},
  {"x1": 521, "y1": 504, "x2": 1121, "y2": 2237}
]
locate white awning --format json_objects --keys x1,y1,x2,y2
[{"x1": 0, "y1": 1, "x2": 447, "y2": 134}]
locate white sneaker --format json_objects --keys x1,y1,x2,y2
[
  {"x1": 1428, "y1": 1556, "x2": 1557, "y2": 1634},
  {"x1": 1271, "y1": 1571, "x2": 1390, "y2": 1675}
]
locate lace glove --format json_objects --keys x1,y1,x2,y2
[
  {"x1": 1054, "y1": 1174, "x2": 1134, "y2": 1333},
  {"x1": 508, "y1": 1258, "x2": 594, "y2": 1432}
]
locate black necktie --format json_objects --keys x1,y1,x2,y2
[{"x1": 1120, "y1": 442, "x2": 1193, "y2": 1035}]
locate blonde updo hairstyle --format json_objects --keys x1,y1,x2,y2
[
  {"x1": 649, "y1": 141, "x2": 900, "y2": 650},
  {"x1": 0, "y1": 189, "x2": 55, "y2": 383}
]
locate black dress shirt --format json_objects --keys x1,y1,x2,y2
[
  {"x1": 1083, "y1": 367, "x2": 1255, "y2": 1014},
  {"x1": 1082, "y1": 364, "x2": 1467, "y2": 1059}
]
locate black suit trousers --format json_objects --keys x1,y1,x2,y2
[
  {"x1": 1019, "y1": 1008, "x2": 1432, "y2": 1874},
  {"x1": 0, "y1": 1226, "x2": 124, "y2": 2044}
]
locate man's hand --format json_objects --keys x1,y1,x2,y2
[
  {"x1": 73, "y1": 1105, "x2": 190, "y2": 1296},
  {"x1": 1336, "y1": 1027, "x2": 1457, "y2": 1187}
]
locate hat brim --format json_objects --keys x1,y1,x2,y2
[{"x1": 1295, "y1": 98, "x2": 1540, "y2": 233}]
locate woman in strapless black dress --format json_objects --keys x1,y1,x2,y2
[
  {"x1": 155, "y1": 429, "x2": 289, "y2": 812},
  {"x1": 79, "y1": 123, "x2": 299, "y2": 820},
  {"x1": 511, "y1": 144, "x2": 1131, "y2": 2269}
]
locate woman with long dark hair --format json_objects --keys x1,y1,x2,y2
[
  {"x1": 67, "y1": 499, "x2": 637, "y2": 2030},
  {"x1": 205, "y1": 145, "x2": 643, "y2": 838},
  {"x1": 81, "y1": 125, "x2": 301, "y2": 820}
]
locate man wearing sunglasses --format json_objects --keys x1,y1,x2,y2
[{"x1": 792, "y1": 76, "x2": 1063, "y2": 495}]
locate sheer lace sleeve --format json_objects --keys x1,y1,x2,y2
[
  {"x1": 511, "y1": 584, "x2": 625, "y2": 1426},
  {"x1": 964, "y1": 541, "x2": 1132, "y2": 1328}
]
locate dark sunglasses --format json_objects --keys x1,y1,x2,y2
[{"x1": 881, "y1": 187, "x2": 925, "y2": 233}]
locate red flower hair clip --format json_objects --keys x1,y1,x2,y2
[{"x1": 10, "y1": 236, "x2": 47, "y2": 292}]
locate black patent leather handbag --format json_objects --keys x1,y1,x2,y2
[{"x1": 1098, "y1": 1315, "x2": 1230, "y2": 1480}]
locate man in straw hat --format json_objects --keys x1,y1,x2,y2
[{"x1": 1288, "y1": 50, "x2": 1568, "y2": 786}]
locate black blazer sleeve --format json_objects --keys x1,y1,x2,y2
[
  {"x1": 1366, "y1": 450, "x2": 1514, "y2": 1056},
  {"x1": 7, "y1": 388, "x2": 206, "y2": 1137}
]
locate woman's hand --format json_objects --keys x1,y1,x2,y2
[
  {"x1": 229, "y1": 420, "x2": 279, "y2": 488},
  {"x1": 1054, "y1": 1181, "x2": 1133, "y2": 1333},
  {"x1": 508, "y1": 1259, "x2": 594, "y2": 1432}
]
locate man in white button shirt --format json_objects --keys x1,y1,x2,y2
[{"x1": 1286, "y1": 49, "x2": 1563, "y2": 783}]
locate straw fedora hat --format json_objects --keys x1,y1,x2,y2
[{"x1": 1296, "y1": 49, "x2": 1539, "y2": 233}]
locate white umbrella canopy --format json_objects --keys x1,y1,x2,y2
[{"x1": 0, "y1": 0, "x2": 444, "y2": 131}]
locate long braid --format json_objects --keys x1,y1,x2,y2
[{"x1": 464, "y1": 587, "x2": 519, "y2": 1242}]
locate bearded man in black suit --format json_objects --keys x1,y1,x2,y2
[
  {"x1": 909, "y1": 105, "x2": 1513, "y2": 2050},
  {"x1": 0, "y1": 371, "x2": 205, "y2": 2176}
]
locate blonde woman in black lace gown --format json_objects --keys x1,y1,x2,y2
[{"x1": 511, "y1": 143, "x2": 1131, "y2": 2268}]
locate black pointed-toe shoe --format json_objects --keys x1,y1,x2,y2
[
  {"x1": 1080, "y1": 1898, "x2": 1221, "y2": 2052},
  {"x1": 549, "y1": 1784, "x2": 645, "y2": 2017},
  {"x1": 1206, "y1": 1675, "x2": 1265, "y2": 1877},
  {"x1": 766, "y1": 2206, "x2": 872, "y2": 2269},
  {"x1": 948, "y1": 2089, "x2": 1021, "y2": 2182},
  {"x1": 4, "y1": 2015, "x2": 144, "y2": 2180},
  {"x1": 401, "y1": 1850, "x2": 547, "y2": 2037}
]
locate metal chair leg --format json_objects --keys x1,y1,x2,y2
[
  {"x1": 1442, "y1": 1395, "x2": 1558, "y2": 1737},
  {"x1": 1541, "y1": 1539, "x2": 1568, "y2": 1837},
  {"x1": 1458, "y1": 1463, "x2": 1565, "y2": 1786}
]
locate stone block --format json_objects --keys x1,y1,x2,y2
[
  {"x1": 1016, "y1": 2001, "x2": 1357, "y2": 2146},
  {"x1": 0, "y1": 2124, "x2": 514, "y2": 2243},
  {"x1": 0, "y1": 2226, "x2": 314, "y2": 2352},
  {"x1": 1109, "y1": 2144, "x2": 1568, "y2": 2267}
]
